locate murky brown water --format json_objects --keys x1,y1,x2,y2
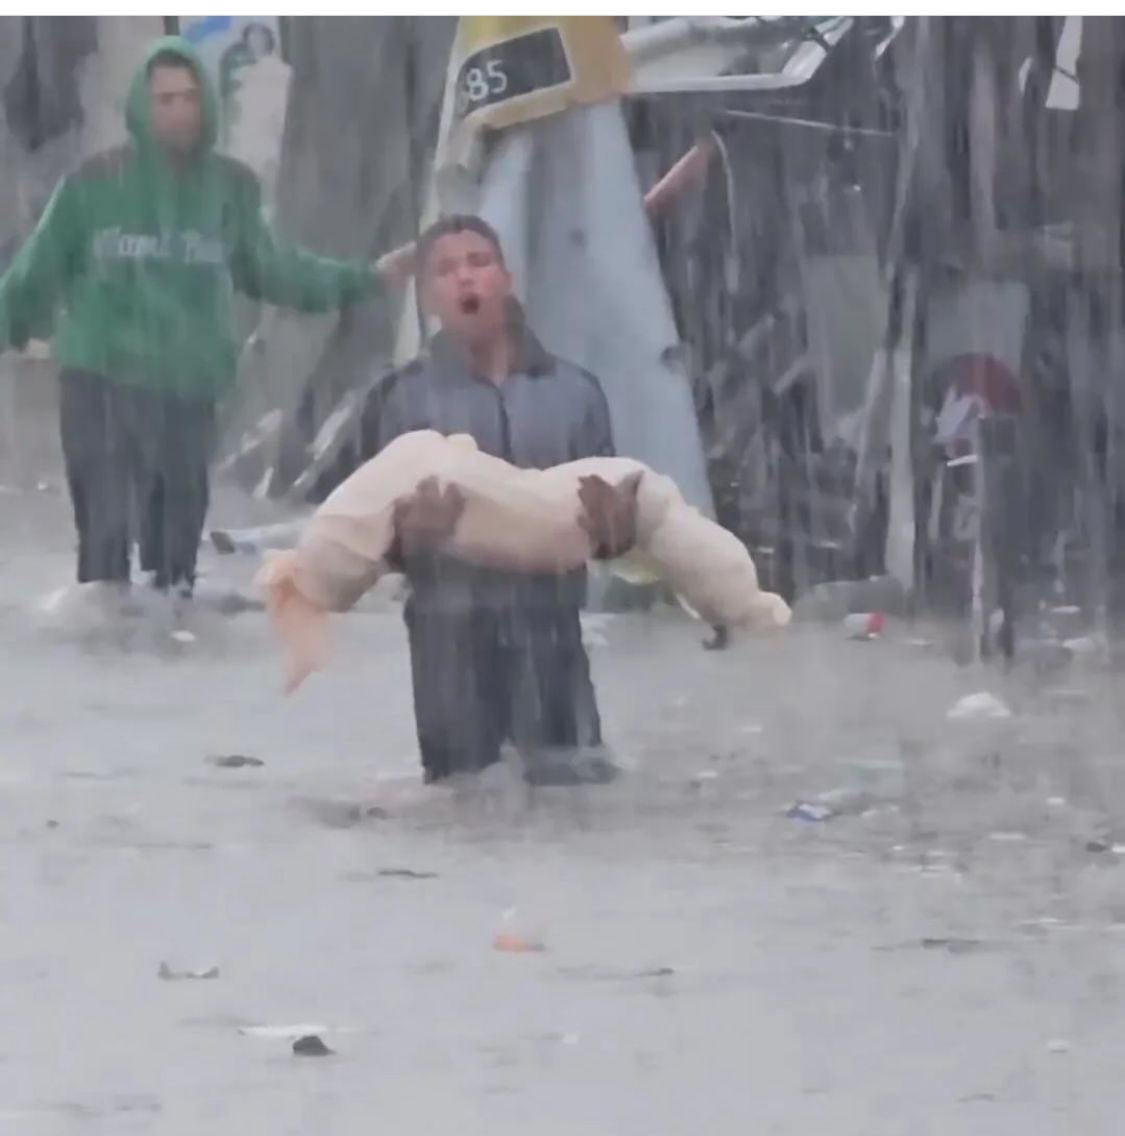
[{"x1": 3, "y1": 372, "x2": 1125, "y2": 1133}]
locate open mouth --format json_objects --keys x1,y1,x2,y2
[{"x1": 459, "y1": 295, "x2": 481, "y2": 316}]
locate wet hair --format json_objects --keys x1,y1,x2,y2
[
  {"x1": 146, "y1": 49, "x2": 198, "y2": 80},
  {"x1": 415, "y1": 214, "x2": 505, "y2": 278}
]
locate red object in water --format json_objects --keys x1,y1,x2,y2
[{"x1": 844, "y1": 611, "x2": 884, "y2": 639}]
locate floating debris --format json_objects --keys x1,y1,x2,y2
[
  {"x1": 208, "y1": 754, "x2": 265, "y2": 769},
  {"x1": 494, "y1": 908, "x2": 547, "y2": 953},
  {"x1": 787, "y1": 801, "x2": 834, "y2": 822},
  {"x1": 293, "y1": 1034, "x2": 334, "y2": 1057},
  {"x1": 787, "y1": 788, "x2": 877, "y2": 822},
  {"x1": 946, "y1": 692, "x2": 1013, "y2": 721},
  {"x1": 209, "y1": 754, "x2": 265, "y2": 772},
  {"x1": 493, "y1": 932, "x2": 547, "y2": 953},
  {"x1": 556, "y1": 964, "x2": 675, "y2": 982},
  {"x1": 919, "y1": 937, "x2": 990, "y2": 954},
  {"x1": 377, "y1": 868, "x2": 438, "y2": 880},
  {"x1": 877, "y1": 937, "x2": 994, "y2": 954},
  {"x1": 843, "y1": 611, "x2": 884, "y2": 639},
  {"x1": 158, "y1": 962, "x2": 220, "y2": 981}
]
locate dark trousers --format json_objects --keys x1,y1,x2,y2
[
  {"x1": 58, "y1": 370, "x2": 215, "y2": 592},
  {"x1": 404, "y1": 597, "x2": 604, "y2": 782}
]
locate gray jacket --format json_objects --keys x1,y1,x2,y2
[{"x1": 320, "y1": 321, "x2": 616, "y2": 612}]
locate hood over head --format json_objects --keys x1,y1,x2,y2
[{"x1": 125, "y1": 35, "x2": 219, "y2": 154}]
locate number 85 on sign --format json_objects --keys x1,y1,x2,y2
[
  {"x1": 460, "y1": 60, "x2": 508, "y2": 113},
  {"x1": 451, "y1": 28, "x2": 574, "y2": 125}
]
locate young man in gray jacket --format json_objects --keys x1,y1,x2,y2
[{"x1": 319, "y1": 215, "x2": 638, "y2": 786}]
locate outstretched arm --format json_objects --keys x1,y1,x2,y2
[
  {"x1": 228, "y1": 167, "x2": 382, "y2": 314},
  {"x1": 0, "y1": 177, "x2": 81, "y2": 350}
]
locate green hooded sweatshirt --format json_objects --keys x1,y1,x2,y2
[{"x1": 0, "y1": 35, "x2": 379, "y2": 400}]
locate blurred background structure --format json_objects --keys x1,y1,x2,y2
[{"x1": 2, "y1": 15, "x2": 1122, "y2": 657}]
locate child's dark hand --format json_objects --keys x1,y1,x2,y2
[
  {"x1": 578, "y1": 471, "x2": 642, "y2": 560},
  {"x1": 393, "y1": 477, "x2": 466, "y2": 555}
]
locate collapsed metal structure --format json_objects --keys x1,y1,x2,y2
[{"x1": 633, "y1": 17, "x2": 1125, "y2": 654}]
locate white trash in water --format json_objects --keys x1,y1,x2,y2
[
  {"x1": 1064, "y1": 634, "x2": 1106, "y2": 657},
  {"x1": 946, "y1": 692, "x2": 1013, "y2": 721}
]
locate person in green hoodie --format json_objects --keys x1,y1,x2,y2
[{"x1": 0, "y1": 36, "x2": 388, "y2": 599}]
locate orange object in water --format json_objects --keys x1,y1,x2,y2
[{"x1": 492, "y1": 932, "x2": 547, "y2": 953}]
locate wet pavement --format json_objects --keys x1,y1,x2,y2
[{"x1": 4, "y1": 379, "x2": 1125, "y2": 1133}]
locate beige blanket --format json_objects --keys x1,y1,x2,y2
[{"x1": 256, "y1": 430, "x2": 790, "y2": 691}]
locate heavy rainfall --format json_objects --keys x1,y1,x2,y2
[{"x1": 1, "y1": 14, "x2": 1123, "y2": 1133}]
